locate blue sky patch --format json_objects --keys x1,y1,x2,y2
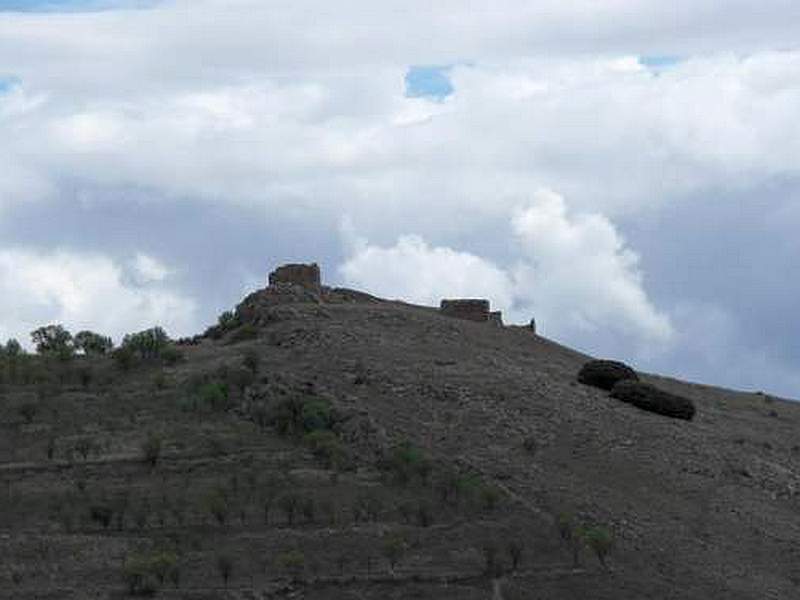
[
  {"x1": 405, "y1": 65, "x2": 454, "y2": 101},
  {"x1": 0, "y1": 76, "x2": 20, "y2": 94},
  {"x1": 0, "y1": 0, "x2": 158, "y2": 11},
  {"x1": 639, "y1": 55, "x2": 682, "y2": 71}
]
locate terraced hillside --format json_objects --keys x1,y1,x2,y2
[{"x1": 1, "y1": 282, "x2": 798, "y2": 599}]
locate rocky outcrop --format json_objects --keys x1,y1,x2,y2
[
  {"x1": 610, "y1": 380, "x2": 696, "y2": 421},
  {"x1": 577, "y1": 359, "x2": 639, "y2": 391}
]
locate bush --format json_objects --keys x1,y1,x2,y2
[
  {"x1": 382, "y1": 533, "x2": 406, "y2": 574},
  {"x1": 383, "y1": 441, "x2": 432, "y2": 485},
  {"x1": 204, "y1": 487, "x2": 230, "y2": 526},
  {"x1": 123, "y1": 549, "x2": 178, "y2": 595},
  {"x1": 18, "y1": 402, "x2": 38, "y2": 424},
  {"x1": 89, "y1": 504, "x2": 113, "y2": 529},
  {"x1": 270, "y1": 396, "x2": 334, "y2": 437},
  {"x1": 303, "y1": 430, "x2": 348, "y2": 469},
  {"x1": 74, "y1": 437, "x2": 95, "y2": 460},
  {"x1": 577, "y1": 359, "x2": 639, "y2": 391},
  {"x1": 199, "y1": 381, "x2": 230, "y2": 412},
  {"x1": 242, "y1": 349, "x2": 260, "y2": 374},
  {"x1": 610, "y1": 380, "x2": 696, "y2": 420},
  {"x1": 276, "y1": 549, "x2": 305, "y2": 582},
  {"x1": 583, "y1": 525, "x2": 613, "y2": 570}
]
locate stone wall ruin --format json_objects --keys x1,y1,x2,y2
[{"x1": 268, "y1": 263, "x2": 321, "y2": 292}]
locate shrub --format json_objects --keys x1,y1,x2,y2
[
  {"x1": 89, "y1": 504, "x2": 114, "y2": 529},
  {"x1": 160, "y1": 345, "x2": 185, "y2": 366},
  {"x1": 583, "y1": 525, "x2": 613, "y2": 570},
  {"x1": 478, "y1": 484, "x2": 503, "y2": 512},
  {"x1": 303, "y1": 430, "x2": 348, "y2": 469},
  {"x1": 557, "y1": 512, "x2": 584, "y2": 568},
  {"x1": 270, "y1": 396, "x2": 334, "y2": 437},
  {"x1": 278, "y1": 492, "x2": 300, "y2": 525},
  {"x1": 74, "y1": 437, "x2": 95, "y2": 460},
  {"x1": 141, "y1": 433, "x2": 162, "y2": 467},
  {"x1": 577, "y1": 359, "x2": 639, "y2": 391},
  {"x1": 112, "y1": 346, "x2": 136, "y2": 371},
  {"x1": 199, "y1": 381, "x2": 230, "y2": 412},
  {"x1": 123, "y1": 549, "x2": 178, "y2": 595},
  {"x1": 480, "y1": 540, "x2": 502, "y2": 578},
  {"x1": 276, "y1": 549, "x2": 305, "y2": 582},
  {"x1": 18, "y1": 402, "x2": 38, "y2": 424},
  {"x1": 382, "y1": 533, "x2": 406, "y2": 574},
  {"x1": 204, "y1": 488, "x2": 230, "y2": 526},
  {"x1": 302, "y1": 400, "x2": 333, "y2": 432},
  {"x1": 383, "y1": 441, "x2": 432, "y2": 485},
  {"x1": 242, "y1": 349, "x2": 260, "y2": 374},
  {"x1": 610, "y1": 380, "x2": 696, "y2": 420}
]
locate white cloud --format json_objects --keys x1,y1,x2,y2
[
  {"x1": 131, "y1": 252, "x2": 171, "y2": 284},
  {"x1": 341, "y1": 191, "x2": 672, "y2": 350},
  {"x1": 510, "y1": 190, "x2": 673, "y2": 347},
  {"x1": 0, "y1": 248, "x2": 196, "y2": 345},
  {"x1": 340, "y1": 234, "x2": 514, "y2": 310}
]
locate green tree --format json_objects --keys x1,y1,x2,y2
[
  {"x1": 121, "y1": 326, "x2": 170, "y2": 360},
  {"x1": 74, "y1": 330, "x2": 114, "y2": 355},
  {"x1": 31, "y1": 324, "x2": 74, "y2": 360}
]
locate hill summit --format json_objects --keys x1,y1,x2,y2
[{"x1": 1, "y1": 262, "x2": 798, "y2": 599}]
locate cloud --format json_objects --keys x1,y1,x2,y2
[
  {"x1": 130, "y1": 252, "x2": 170, "y2": 284},
  {"x1": 341, "y1": 191, "x2": 671, "y2": 351},
  {"x1": 510, "y1": 190, "x2": 673, "y2": 347},
  {"x1": 339, "y1": 233, "x2": 514, "y2": 309},
  {"x1": 0, "y1": 248, "x2": 196, "y2": 345}
]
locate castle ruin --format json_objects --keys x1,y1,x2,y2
[
  {"x1": 268, "y1": 263, "x2": 321, "y2": 293},
  {"x1": 439, "y1": 299, "x2": 503, "y2": 326}
]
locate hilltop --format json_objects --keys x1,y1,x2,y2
[{"x1": 1, "y1": 263, "x2": 798, "y2": 599}]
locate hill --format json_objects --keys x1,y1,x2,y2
[{"x1": 1, "y1": 264, "x2": 798, "y2": 599}]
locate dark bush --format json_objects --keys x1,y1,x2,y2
[
  {"x1": 577, "y1": 359, "x2": 639, "y2": 390},
  {"x1": 610, "y1": 380, "x2": 696, "y2": 420}
]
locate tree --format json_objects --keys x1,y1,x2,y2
[
  {"x1": 31, "y1": 324, "x2": 74, "y2": 359},
  {"x1": 74, "y1": 330, "x2": 114, "y2": 355},
  {"x1": 121, "y1": 326, "x2": 170, "y2": 360},
  {"x1": 583, "y1": 525, "x2": 613, "y2": 570},
  {"x1": 4, "y1": 339, "x2": 21, "y2": 357}
]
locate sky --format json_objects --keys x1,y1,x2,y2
[{"x1": 1, "y1": 1, "x2": 800, "y2": 398}]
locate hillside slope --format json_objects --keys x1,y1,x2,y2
[{"x1": 1, "y1": 284, "x2": 798, "y2": 599}]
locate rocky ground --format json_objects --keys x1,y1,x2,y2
[{"x1": 1, "y1": 283, "x2": 798, "y2": 599}]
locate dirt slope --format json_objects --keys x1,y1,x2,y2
[{"x1": 1, "y1": 288, "x2": 798, "y2": 599}]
